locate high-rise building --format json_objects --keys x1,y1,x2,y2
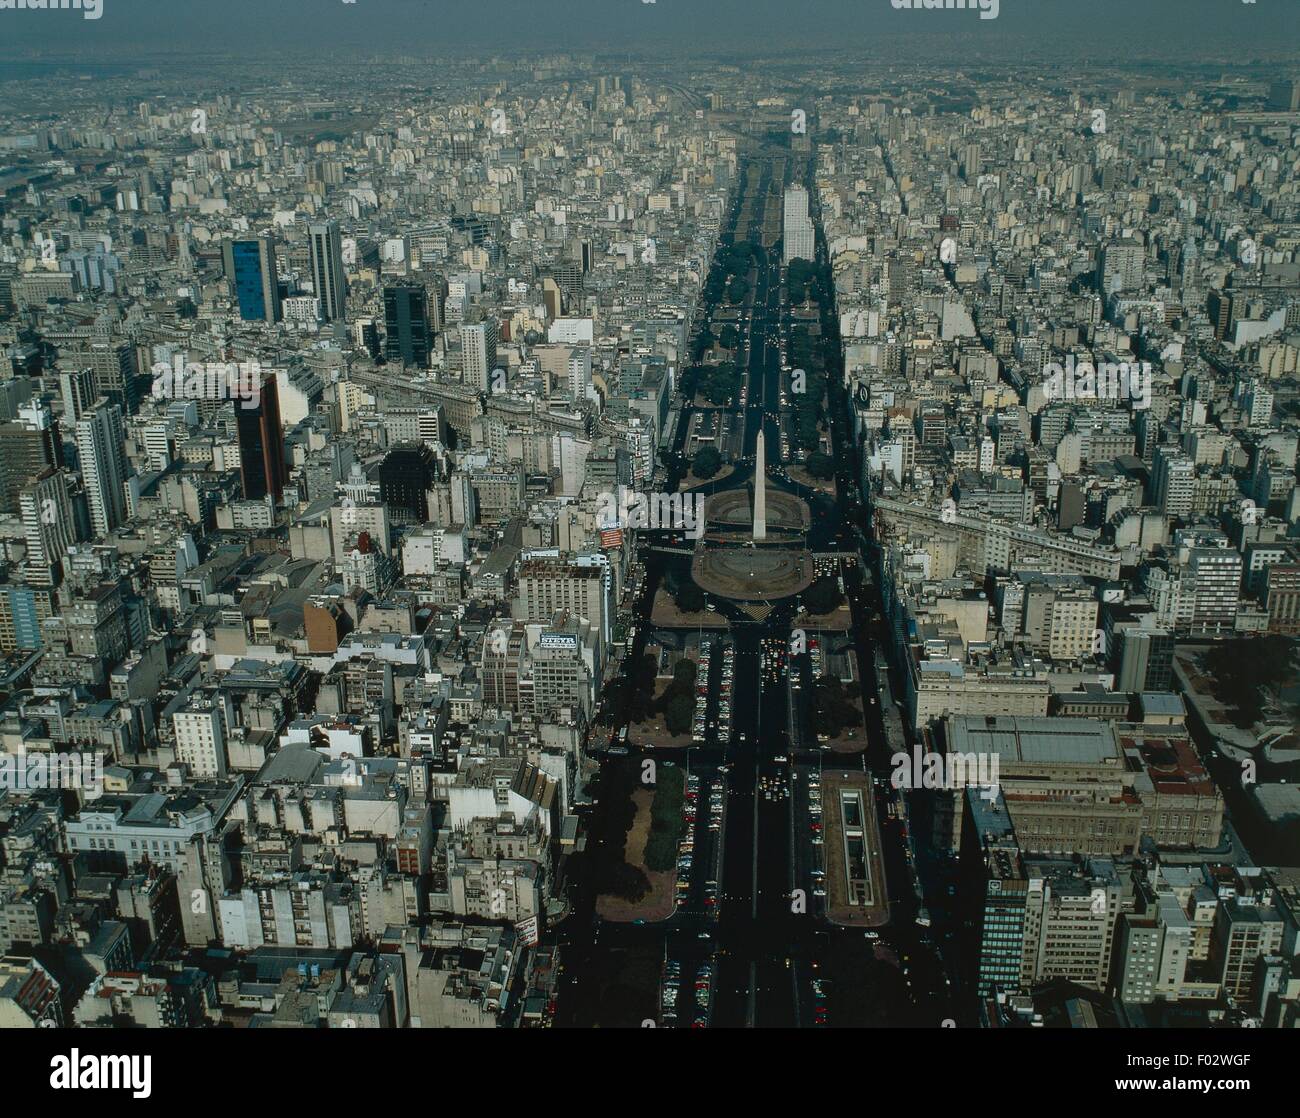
[
  {"x1": 236, "y1": 375, "x2": 285, "y2": 504},
  {"x1": 1211, "y1": 900, "x2": 1284, "y2": 1002},
  {"x1": 59, "y1": 368, "x2": 97, "y2": 424},
  {"x1": 516, "y1": 555, "x2": 611, "y2": 651},
  {"x1": 20, "y1": 467, "x2": 75, "y2": 583},
  {"x1": 783, "y1": 185, "x2": 815, "y2": 265},
  {"x1": 1268, "y1": 79, "x2": 1300, "y2": 112},
  {"x1": 462, "y1": 320, "x2": 498, "y2": 392},
  {"x1": 1100, "y1": 240, "x2": 1144, "y2": 294},
  {"x1": 1208, "y1": 288, "x2": 1237, "y2": 340},
  {"x1": 354, "y1": 318, "x2": 381, "y2": 360},
  {"x1": 1116, "y1": 891, "x2": 1191, "y2": 1004},
  {"x1": 173, "y1": 704, "x2": 228, "y2": 779},
  {"x1": 1265, "y1": 565, "x2": 1300, "y2": 634},
  {"x1": 0, "y1": 402, "x2": 63, "y2": 515},
  {"x1": 83, "y1": 342, "x2": 141, "y2": 416},
  {"x1": 75, "y1": 402, "x2": 129, "y2": 537},
  {"x1": 1153, "y1": 447, "x2": 1194, "y2": 519},
  {"x1": 384, "y1": 282, "x2": 432, "y2": 368},
  {"x1": 378, "y1": 443, "x2": 438, "y2": 524},
  {"x1": 1179, "y1": 530, "x2": 1244, "y2": 630},
  {"x1": 0, "y1": 584, "x2": 50, "y2": 653},
  {"x1": 222, "y1": 236, "x2": 281, "y2": 322},
  {"x1": 961, "y1": 788, "x2": 1030, "y2": 998},
  {"x1": 308, "y1": 220, "x2": 347, "y2": 322},
  {"x1": 1023, "y1": 860, "x2": 1122, "y2": 991},
  {"x1": 1112, "y1": 625, "x2": 1175, "y2": 692}
]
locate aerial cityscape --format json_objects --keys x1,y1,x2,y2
[{"x1": 0, "y1": 0, "x2": 1298, "y2": 1079}]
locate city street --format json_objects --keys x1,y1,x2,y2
[{"x1": 556, "y1": 148, "x2": 960, "y2": 1028}]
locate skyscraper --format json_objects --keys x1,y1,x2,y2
[
  {"x1": 236, "y1": 375, "x2": 285, "y2": 504},
  {"x1": 59, "y1": 368, "x2": 97, "y2": 424},
  {"x1": 20, "y1": 467, "x2": 75, "y2": 584},
  {"x1": 222, "y1": 236, "x2": 281, "y2": 322},
  {"x1": 462, "y1": 320, "x2": 498, "y2": 392},
  {"x1": 783, "y1": 185, "x2": 815, "y2": 265},
  {"x1": 384, "y1": 282, "x2": 432, "y2": 368},
  {"x1": 308, "y1": 220, "x2": 347, "y2": 322},
  {"x1": 0, "y1": 401, "x2": 63, "y2": 515},
  {"x1": 1268, "y1": 79, "x2": 1300, "y2": 112},
  {"x1": 75, "y1": 401, "x2": 129, "y2": 536},
  {"x1": 379, "y1": 443, "x2": 439, "y2": 524}
]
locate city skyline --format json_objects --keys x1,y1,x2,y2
[{"x1": 0, "y1": 0, "x2": 1297, "y2": 1086}]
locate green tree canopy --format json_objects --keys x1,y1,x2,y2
[
  {"x1": 803, "y1": 575, "x2": 844, "y2": 616},
  {"x1": 693, "y1": 445, "x2": 722, "y2": 479},
  {"x1": 675, "y1": 582, "x2": 706, "y2": 613},
  {"x1": 806, "y1": 452, "x2": 835, "y2": 479},
  {"x1": 664, "y1": 694, "x2": 695, "y2": 736}
]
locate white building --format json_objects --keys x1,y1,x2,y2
[
  {"x1": 462, "y1": 320, "x2": 498, "y2": 391},
  {"x1": 174, "y1": 704, "x2": 228, "y2": 779},
  {"x1": 783, "y1": 185, "x2": 815, "y2": 265}
]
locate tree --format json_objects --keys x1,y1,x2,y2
[
  {"x1": 787, "y1": 258, "x2": 816, "y2": 303},
  {"x1": 672, "y1": 658, "x2": 699, "y2": 689},
  {"x1": 1203, "y1": 636, "x2": 1300, "y2": 730},
  {"x1": 806, "y1": 452, "x2": 835, "y2": 479},
  {"x1": 664, "y1": 694, "x2": 695, "y2": 736},
  {"x1": 675, "y1": 582, "x2": 705, "y2": 613},
  {"x1": 705, "y1": 370, "x2": 736, "y2": 405},
  {"x1": 615, "y1": 654, "x2": 658, "y2": 723},
  {"x1": 719, "y1": 324, "x2": 740, "y2": 349},
  {"x1": 600, "y1": 861, "x2": 650, "y2": 901},
  {"x1": 693, "y1": 445, "x2": 722, "y2": 479},
  {"x1": 803, "y1": 575, "x2": 844, "y2": 616}
]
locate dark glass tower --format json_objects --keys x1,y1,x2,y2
[
  {"x1": 236, "y1": 375, "x2": 285, "y2": 503},
  {"x1": 378, "y1": 443, "x2": 438, "y2": 524},
  {"x1": 383, "y1": 282, "x2": 431, "y2": 368}
]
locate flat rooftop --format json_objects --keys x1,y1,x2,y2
[{"x1": 950, "y1": 716, "x2": 1121, "y2": 766}]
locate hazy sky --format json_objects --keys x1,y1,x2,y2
[{"x1": 0, "y1": 0, "x2": 1297, "y2": 58}]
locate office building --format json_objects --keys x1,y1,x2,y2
[
  {"x1": 236, "y1": 375, "x2": 285, "y2": 504},
  {"x1": 308, "y1": 221, "x2": 347, "y2": 322},
  {"x1": 19, "y1": 468, "x2": 75, "y2": 582},
  {"x1": 378, "y1": 443, "x2": 439, "y2": 524},
  {"x1": 222, "y1": 236, "x2": 282, "y2": 322},
  {"x1": 384, "y1": 282, "x2": 432, "y2": 368},
  {"x1": 75, "y1": 402, "x2": 129, "y2": 537},
  {"x1": 462, "y1": 320, "x2": 498, "y2": 392},
  {"x1": 783, "y1": 185, "x2": 815, "y2": 265},
  {"x1": 173, "y1": 704, "x2": 228, "y2": 779}
]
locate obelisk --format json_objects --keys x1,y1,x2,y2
[{"x1": 753, "y1": 428, "x2": 767, "y2": 541}]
